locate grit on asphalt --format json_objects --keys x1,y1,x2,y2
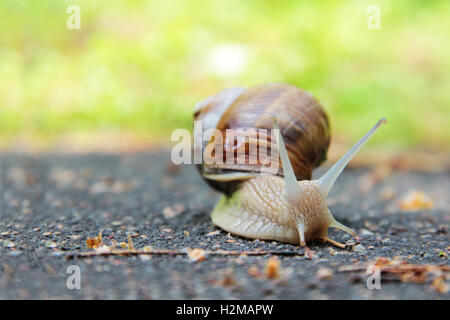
[{"x1": 0, "y1": 151, "x2": 448, "y2": 299}]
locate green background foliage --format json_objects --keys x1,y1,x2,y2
[{"x1": 0, "y1": 0, "x2": 449, "y2": 149}]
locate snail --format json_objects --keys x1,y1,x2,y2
[{"x1": 193, "y1": 83, "x2": 386, "y2": 248}]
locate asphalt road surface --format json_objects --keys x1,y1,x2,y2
[{"x1": 0, "y1": 151, "x2": 448, "y2": 299}]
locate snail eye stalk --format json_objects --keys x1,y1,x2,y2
[
  {"x1": 317, "y1": 118, "x2": 387, "y2": 196},
  {"x1": 272, "y1": 118, "x2": 302, "y2": 205}
]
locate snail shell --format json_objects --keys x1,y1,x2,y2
[{"x1": 194, "y1": 83, "x2": 330, "y2": 195}]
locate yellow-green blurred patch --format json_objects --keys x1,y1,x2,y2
[{"x1": 0, "y1": 0, "x2": 448, "y2": 150}]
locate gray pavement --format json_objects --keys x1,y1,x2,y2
[{"x1": 0, "y1": 151, "x2": 448, "y2": 299}]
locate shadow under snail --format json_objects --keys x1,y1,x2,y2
[{"x1": 193, "y1": 83, "x2": 386, "y2": 249}]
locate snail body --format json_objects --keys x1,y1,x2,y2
[
  {"x1": 211, "y1": 177, "x2": 332, "y2": 245},
  {"x1": 193, "y1": 83, "x2": 386, "y2": 248}
]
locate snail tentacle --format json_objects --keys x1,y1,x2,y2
[
  {"x1": 317, "y1": 118, "x2": 387, "y2": 196},
  {"x1": 329, "y1": 217, "x2": 356, "y2": 236},
  {"x1": 272, "y1": 118, "x2": 302, "y2": 206}
]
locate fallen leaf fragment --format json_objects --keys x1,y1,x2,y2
[
  {"x1": 248, "y1": 266, "x2": 260, "y2": 277},
  {"x1": 431, "y1": 275, "x2": 448, "y2": 293},
  {"x1": 127, "y1": 234, "x2": 134, "y2": 250},
  {"x1": 220, "y1": 268, "x2": 237, "y2": 286},
  {"x1": 187, "y1": 248, "x2": 206, "y2": 262},
  {"x1": 93, "y1": 244, "x2": 111, "y2": 253},
  {"x1": 339, "y1": 257, "x2": 449, "y2": 293},
  {"x1": 265, "y1": 257, "x2": 281, "y2": 279},
  {"x1": 86, "y1": 231, "x2": 103, "y2": 249},
  {"x1": 399, "y1": 190, "x2": 434, "y2": 211},
  {"x1": 163, "y1": 203, "x2": 185, "y2": 219},
  {"x1": 316, "y1": 267, "x2": 334, "y2": 280},
  {"x1": 119, "y1": 242, "x2": 128, "y2": 248}
]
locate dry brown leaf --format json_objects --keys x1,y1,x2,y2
[
  {"x1": 118, "y1": 242, "x2": 127, "y2": 248},
  {"x1": 399, "y1": 190, "x2": 434, "y2": 211},
  {"x1": 248, "y1": 266, "x2": 260, "y2": 277},
  {"x1": 220, "y1": 269, "x2": 237, "y2": 287},
  {"x1": 316, "y1": 267, "x2": 334, "y2": 280},
  {"x1": 85, "y1": 231, "x2": 113, "y2": 253},
  {"x1": 162, "y1": 203, "x2": 185, "y2": 219},
  {"x1": 127, "y1": 234, "x2": 134, "y2": 250},
  {"x1": 265, "y1": 257, "x2": 281, "y2": 279},
  {"x1": 340, "y1": 257, "x2": 449, "y2": 292},
  {"x1": 431, "y1": 275, "x2": 448, "y2": 293},
  {"x1": 93, "y1": 244, "x2": 111, "y2": 253},
  {"x1": 187, "y1": 248, "x2": 206, "y2": 262},
  {"x1": 86, "y1": 231, "x2": 103, "y2": 249}
]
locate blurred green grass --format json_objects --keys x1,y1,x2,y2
[{"x1": 0, "y1": 0, "x2": 449, "y2": 150}]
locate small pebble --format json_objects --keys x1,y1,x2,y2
[
  {"x1": 352, "y1": 244, "x2": 366, "y2": 253},
  {"x1": 45, "y1": 241, "x2": 57, "y2": 248},
  {"x1": 3, "y1": 240, "x2": 15, "y2": 248},
  {"x1": 360, "y1": 229, "x2": 374, "y2": 236},
  {"x1": 316, "y1": 267, "x2": 334, "y2": 280}
]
